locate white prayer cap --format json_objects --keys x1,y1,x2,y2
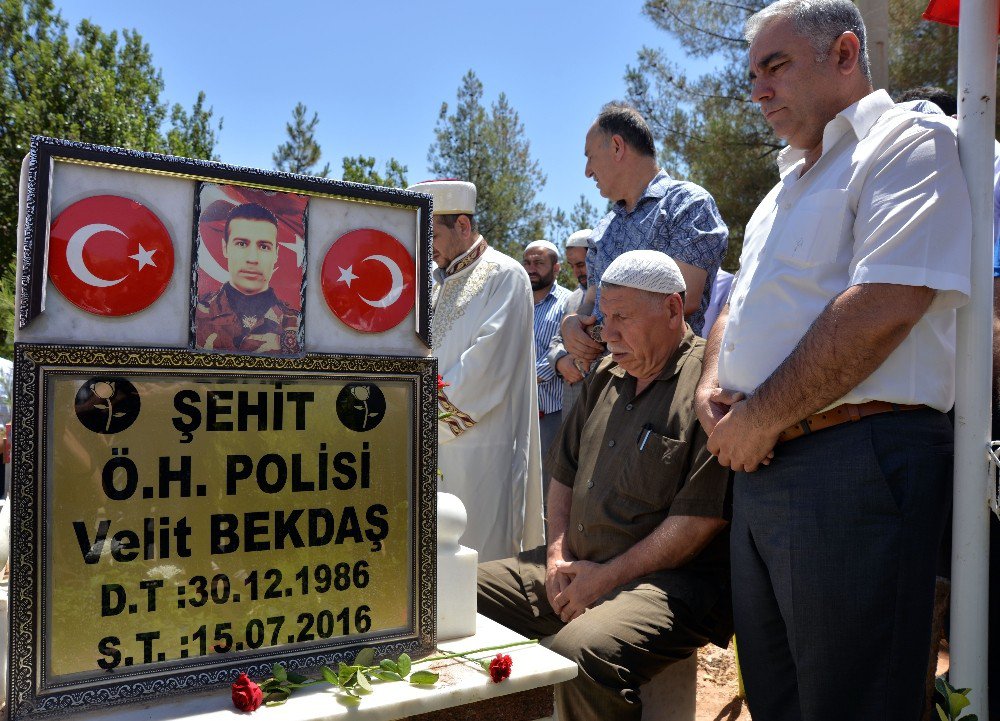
[
  {"x1": 898, "y1": 99, "x2": 945, "y2": 115},
  {"x1": 565, "y1": 229, "x2": 592, "y2": 248},
  {"x1": 406, "y1": 179, "x2": 476, "y2": 215},
  {"x1": 601, "y1": 250, "x2": 686, "y2": 294},
  {"x1": 524, "y1": 239, "x2": 559, "y2": 258}
]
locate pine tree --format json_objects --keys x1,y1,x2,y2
[
  {"x1": 428, "y1": 71, "x2": 548, "y2": 258},
  {"x1": 272, "y1": 102, "x2": 330, "y2": 177}
]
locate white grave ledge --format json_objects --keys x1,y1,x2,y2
[{"x1": 63, "y1": 616, "x2": 577, "y2": 721}]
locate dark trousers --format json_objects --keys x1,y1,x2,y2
[
  {"x1": 732, "y1": 409, "x2": 952, "y2": 721},
  {"x1": 478, "y1": 546, "x2": 714, "y2": 721}
]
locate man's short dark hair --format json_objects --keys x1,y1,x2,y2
[
  {"x1": 596, "y1": 102, "x2": 657, "y2": 158},
  {"x1": 897, "y1": 86, "x2": 957, "y2": 116},
  {"x1": 438, "y1": 213, "x2": 478, "y2": 235},
  {"x1": 224, "y1": 203, "x2": 279, "y2": 243}
]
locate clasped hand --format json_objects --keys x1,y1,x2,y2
[
  {"x1": 698, "y1": 388, "x2": 777, "y2": 473},
  {"x1": 546, "y1": 559, "x2": 613, "y2": 622}
]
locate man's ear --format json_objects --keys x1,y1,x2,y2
[
  {"x1": 612, "y1": 134, "x2": 626, "y2": 161},
  {"x1": 833, "y1": 31, "x2": 861, "y2": 75},
  {"x1": 455, "y1": 214, "x2": 473, "y2": 240},
  {"x1": 221, "y1": 239, "x2": 229, "y2": 260},
  {"x1": 666, "y1": 293, "x2": 685, "y2": 327},
  {"x1": 553, "y1": 261, "x2": 561, "y2": 276}
]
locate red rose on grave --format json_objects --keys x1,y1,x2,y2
[
  {"x1": 437, "y1": 374, "x2": 449, "y2": 391},
  {"x1": 232, "y1": 673, "x2": 263, "y2": 712},
  {"x1": 487, "y1": 653, "x2": 513, "y2": 683}
]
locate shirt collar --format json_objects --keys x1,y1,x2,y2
[
  {"x1": 776, "y1": 89, "x2": 895, "y2": 175},
  {"x1": 434, "y1": 236, "x2": 488, "y2": 283},
  {"x1": 535, "y1": 283, "x2": 562, "y2": 305},
  {"x1": 608, "y1": 326, "x2": 698, "y2": 382},
  {"x1": 612, "y1": 169, "x2": 671, "y2": 216}
]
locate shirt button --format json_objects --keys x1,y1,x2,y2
[
  {"x1": 587, "y1": 480, "x2": 594, "y2": 488},
  {"x1": 577, "y1": 523, "x2": 584, "y2": 532},
  {"x1": 625, "y1": 403, "x2": 633, "y2": 411},
  {"x1": 726, "y1": 342, "x2": 735, "y2": 351},
  {"x1": 608, "y1": 440, "x2": 616, "y2": 447}
]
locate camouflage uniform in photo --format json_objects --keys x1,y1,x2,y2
[{"x1": 195, "y1": 284, "x2": 300, "y2": 354}]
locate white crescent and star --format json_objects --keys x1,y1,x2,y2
[
  {"x1": 337, "y1": 254, "x2": 405, "y2": 309},
  {"x1": 66, "y1": 223, "x2": 160, "y2": 288}
]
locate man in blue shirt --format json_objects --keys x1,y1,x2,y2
[
  {"x1": 562, "y1": 102, "x2": 728, "y2": 365},
  {"x1": 524, "y1": 239, "x2": 571, "y2": 498}
]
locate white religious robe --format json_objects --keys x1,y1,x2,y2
[{"x1": 432, "y1": 238, "x2": 545, "y2": 562}]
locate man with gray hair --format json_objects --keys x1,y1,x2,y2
[
  {"x1": 480, "y1": 250, "x2": 732, "y2": 721},
  {"x1": 562, "y1": 102, "x2": 728, "y2": 367},
  {"x1": 695, "y1": 1, "x2": 972, "y2": 718}
]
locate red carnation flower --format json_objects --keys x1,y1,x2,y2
[
  {"x1": 487, "y1": 653, "x2": 513, "y2": 683},
  {"x1": 231, "y1": 673, "x2": 263, "y2": 712},
  {"x1": 437, "y1": 375, "x2": 449, "y2": 391}
]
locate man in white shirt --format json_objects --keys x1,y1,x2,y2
[
  {"x1": 694, "y1": 1, "x2": 971, "y2": 719},
  {"x1": 407, "y1": 179, "x2": 544, "y2": 563}
]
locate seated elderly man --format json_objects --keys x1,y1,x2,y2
[{"x1": 478, "y1": 250, "x2": 733, "y2": 721}]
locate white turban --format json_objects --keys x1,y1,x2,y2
[
  {"x1": 565, "y1": 229, "x2": 592, "y2": 248},
  {"x1": 524, "y1": 239, "x2": 560, "y2": 258},
  {"x1": 601, "y1": 250, "x2": 686, "y2": 294},
  {"x1": 406, "y1": 179, "x2": 476, "y2": 215}
]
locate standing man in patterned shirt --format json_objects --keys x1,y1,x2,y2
[
  {"x1": 523, "y1": 239, "x2": 571, "y2": 497},
  {"x1": 562, "y1": 102, "x2": 728, "y2": 364}
]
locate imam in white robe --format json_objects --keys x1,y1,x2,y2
[{"x1": 432, "y1": 237, "x2": 544, "y2": 562}]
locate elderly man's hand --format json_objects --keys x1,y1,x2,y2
[
  {"x1": 551, "y1": 559, "x2": 616, "y2": 622},
  {"x1": 695, "y1": 386, "x2": 745, "y2": 435},
  {"x1": 556, "y1": 354, "x2": 585, "y2": 384},
  {"x1": 561, "y1": 313, "x2": 605, "y2": 363},
  {"x1": 707, "y1": 398, "x2": 779, "y2": 472}
]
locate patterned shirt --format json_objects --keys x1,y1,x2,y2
[
  {"x1": 534, "y1": 282, "x2": 572, "y2": 413},
  {"x1": 587, "y1": 170, "x2": 728, "y2": 335}
]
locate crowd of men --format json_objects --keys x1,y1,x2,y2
[{"x1": 410, "y1": 0, "x2": 990, "y2": 718}]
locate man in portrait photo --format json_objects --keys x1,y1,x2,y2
[{"x1": 195, "y1": 201, "x2": 302, "y2": 355}]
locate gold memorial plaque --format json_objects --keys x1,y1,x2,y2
[{"x1": 9, "y1": 346, "x2": 437, "y2": 719}]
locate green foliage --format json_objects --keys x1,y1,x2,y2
[
  {"x1": 0, "y1": 257, "x2": 14, "y2": 358},
  {"x1": 341, "y1": 155, "x2": 408, "y2": 188},
  {"x1": 0, "y1": 0, "x2": 220, "y2": 272},
  {"x1": 626, "y1": 0, "x2": 980, "y2": 273},
  {"x1": 934, "y1": 677, "x2": 978, "y2": 721},
  {"x1": 273, "y1": 102, "x2": 330, "y2": 177},
  {"x1": 428, "y1": 70, "x2": 548, "y2": 258}
]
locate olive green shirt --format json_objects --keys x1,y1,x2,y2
[{"x1": 547, "y1": 328, "x2": 732, "y2": 614}]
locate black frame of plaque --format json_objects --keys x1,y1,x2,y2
[
  {"x1": 8, "y1": 344, "x2": 438, "y2": 720},
  {"x1": 18, "y1": 135, "x2": 434, "y2": 347}
]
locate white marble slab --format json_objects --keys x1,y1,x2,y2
[{"x1": 62, "y1": 615, "x2": 577, "y2": 721}]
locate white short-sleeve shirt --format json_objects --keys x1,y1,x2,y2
[{"x1": 718, "y1": 90, "x2": 972, "y2": 412}]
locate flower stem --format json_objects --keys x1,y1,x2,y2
[{"x1": 414, "y1": 639, "x2": 538, "y2": 666}]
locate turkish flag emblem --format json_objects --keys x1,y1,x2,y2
[
  {"x1": 49, "y1": 195, "x2": 174, "y2": 316},
  {"x1": 321, "y1": 229, "x2": 416, "y2": 333}
]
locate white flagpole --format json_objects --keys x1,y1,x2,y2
[{"x1": 951, "y1": 0, "x2": 997, "y2": 714}]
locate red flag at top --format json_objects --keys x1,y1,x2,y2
[{"x1": 923, "y1": 0, "x2": 1000, "y2": 31}]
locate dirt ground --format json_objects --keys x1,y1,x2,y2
[
  {"x1": 693, "y1": 642, "x2": 952, "y2": 721},
  {"x1": 695, "y1": 642, "x2": 747, "y2": 721}
]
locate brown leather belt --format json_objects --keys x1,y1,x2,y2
[{"x1": 776, "y1": 401, "x2": 926, "y2": 444}]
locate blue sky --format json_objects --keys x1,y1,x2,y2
[{"x1": 58, "y1": 1, "x2": 721, "y2": 238}]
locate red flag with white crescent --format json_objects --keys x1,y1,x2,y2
[
  {"x1": 923, "y1": 0, "x2": 1000, "y2": 29},
  {"x1": 321, "y1": 229, "x2": 416, "y2": 333},
  {"x1": 48, "y1": 195, "x2": 174, "y2": 316}
]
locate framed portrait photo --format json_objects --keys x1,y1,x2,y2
[{"x1": 192, "y1": 183, "x2": 308, "y2": 357}]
